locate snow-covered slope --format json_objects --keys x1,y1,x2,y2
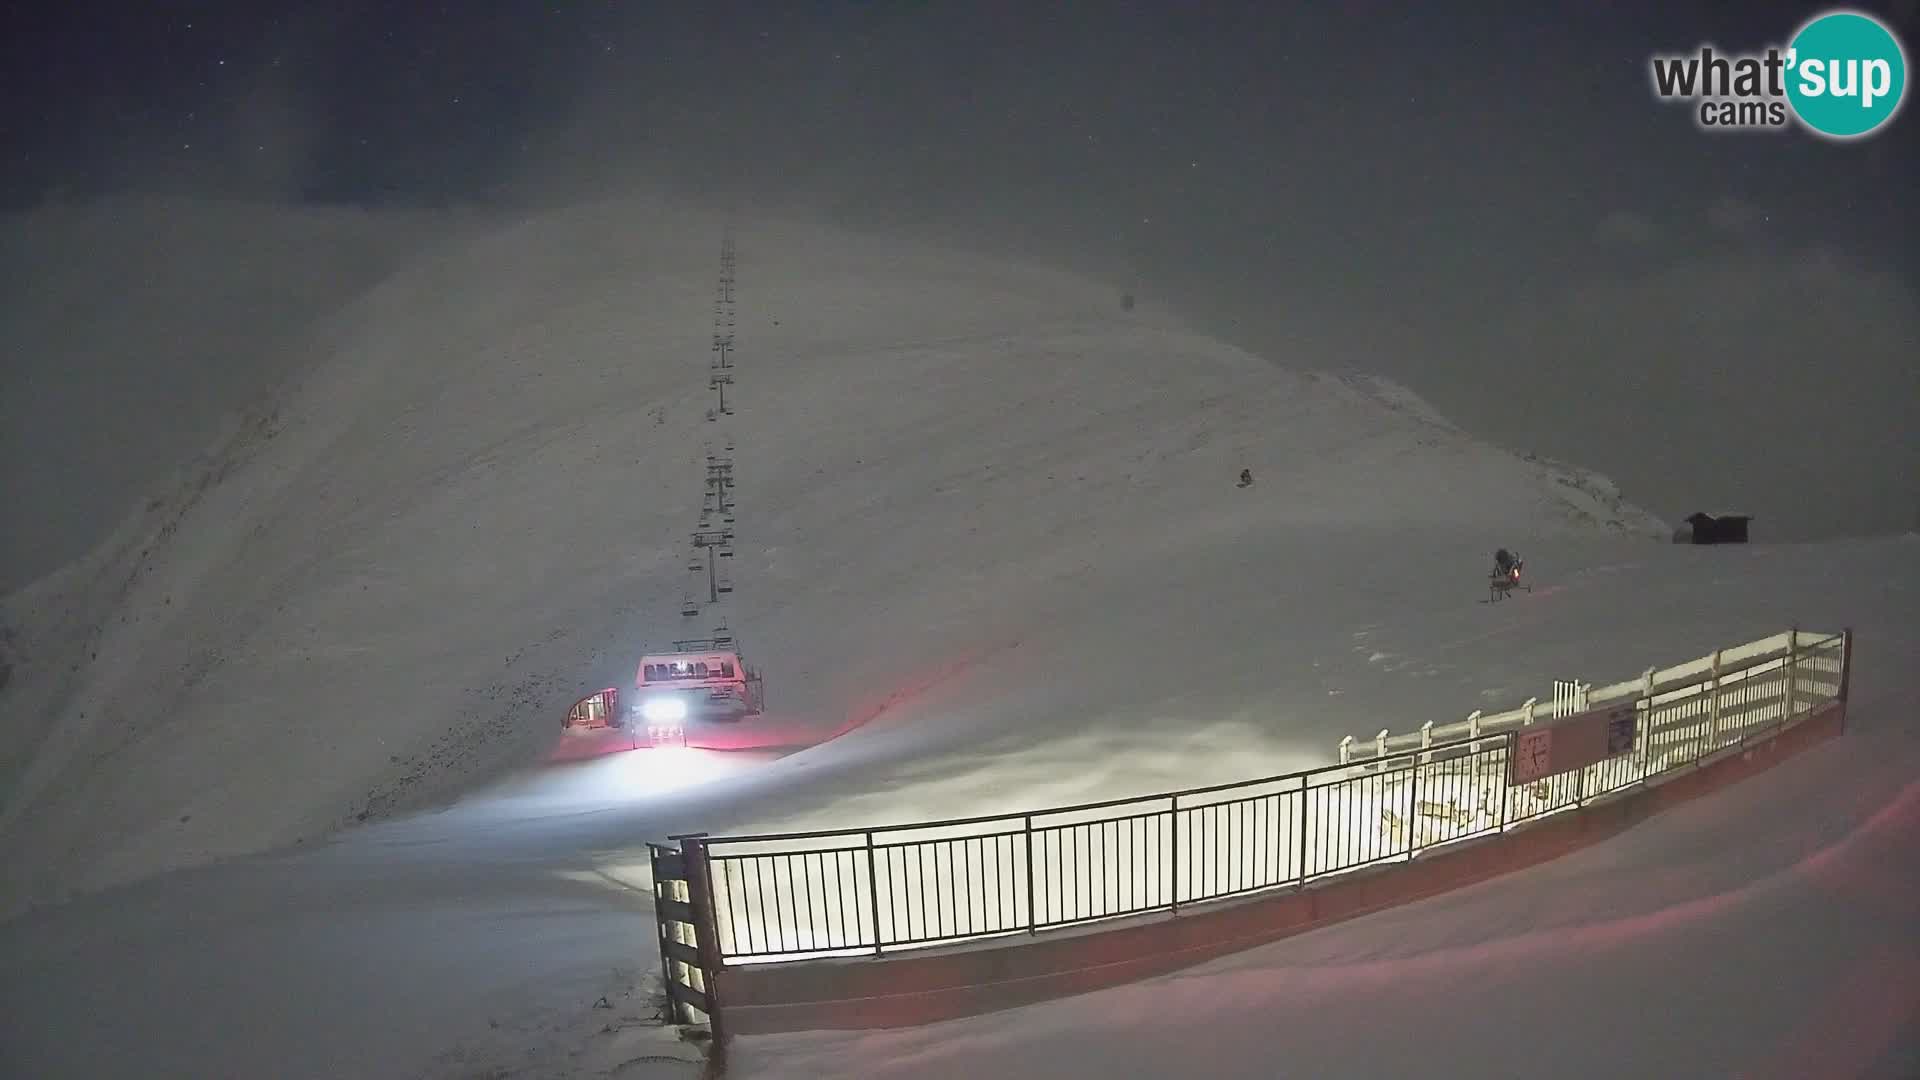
[
  {"x1": 736, "y1": 584, "x2": 1920, "y2": 1080},
  {"x1": 2, "y1": 196, "x2": 1912, "y2": 1080},
  {"x1": 1, "y1": 531, "x2": 1910, "y2": 1080},
  {"x1": 0, "y1": 196, "x2": 463, "y2": 593},
  {"x1": 0, "y1": 197, "x2": 1664, "y2": 917}
]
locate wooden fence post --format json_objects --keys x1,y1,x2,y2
[{"x1": 678, "y1": 834, "x2": 727, "y2": 1046}]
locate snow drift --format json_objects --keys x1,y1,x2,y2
[{"x1": 0, "y1": 196, "x2": 1665, "y2": 918}]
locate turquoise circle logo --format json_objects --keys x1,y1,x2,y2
[{"x1": 1786, "y1": 10, "x2": 1908, "y2": 139}]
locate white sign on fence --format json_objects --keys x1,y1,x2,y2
[{"x1": 1507, "y1": 702, "x2": 1639, "y2": 786}]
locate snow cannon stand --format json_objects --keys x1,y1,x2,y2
[{"x1": 1487, "y1": 561, "x2": 1532, "y2": 603}]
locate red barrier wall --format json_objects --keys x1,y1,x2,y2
[{"x1": 716, "y1": 701, "x2": 1847, "y2": 1036}]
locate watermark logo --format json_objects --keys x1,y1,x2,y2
[{"x1": 1649, "y1": 8, "x2": 1908, "y2": 140}]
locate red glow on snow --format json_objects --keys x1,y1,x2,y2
[
  {"x1": 1739, "y1": 778, "x2": 1920, "y2": 1080},
  {"x1": 541, "y1": 642, "x2": 1004, "y2": 761},
  {"x1": 542, "y1": 729, "x2": 644, "y2": 762},
  {"x1": 824, "y1": 644, "x2": 1009, "y2": 741}
]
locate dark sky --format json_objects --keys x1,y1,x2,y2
[{"x1": 4, "y1": 1, "x2": 1918, "y2": 542}]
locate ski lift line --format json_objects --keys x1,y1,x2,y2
[{"x1": 682, "y1": 229, "x2": 748, "y2": 623}]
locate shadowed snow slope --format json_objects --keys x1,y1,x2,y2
[
  {"x1": 0, "y1": 196, "x2": 1665, "y2": 918},
  {"x1": 0, "y1": 196, "x2": 464, "y2": 593}
]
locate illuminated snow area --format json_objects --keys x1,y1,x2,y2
[
  {"x1": 0, "y1": 195, "x2": 1668, "y2": 917},
  {"x1": 1, "y1": 197, "x2": 1913, "y2": 1079},
  {"x1": 740, "y1": 651, "x2": 1920, "y2": 1080}
]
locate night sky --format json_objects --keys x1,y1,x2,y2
[{"x1": 4, "y1": 1, "x2": 1918, "y2": 546}]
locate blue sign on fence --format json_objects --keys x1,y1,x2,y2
[{"x1": 1607, "y1": 708, "x2": 1638, "y2": 756}]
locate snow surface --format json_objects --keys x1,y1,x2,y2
[
  {"x1": 1, "y1": 197, "x2": 1912, "y2": 1079},
  {"x1": 0, "y1": 196, "x2": 468, "y2": 593},
  {"x1": 0, "y1": 196, "x2": 1666, "y2": 918},
  {"x1": 737, "y1": 628, "x2": 1920, "y2": 1080}
]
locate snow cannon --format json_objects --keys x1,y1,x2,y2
[{"x1": 1488, "y1": 551, "x2": 1531, "y2": 602}]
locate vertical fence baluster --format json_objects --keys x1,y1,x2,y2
[
  {"x1": 1023, "y1": 815, "x2": 1036, "y2": 933},
  {"x1": 1105, "y1": 818, "x2": 1121, "y2": 910},
  {"x1": 797, "y1": 853, "x2": 815, "y2": 952},
  {"x1": 1498, "y1": 741, "x2": 1511, "y2": 830},
  {"x1": 1297, "y1": 783, "x2": 1308, "y2": 886},
  {"x1": 864, "y1": 831, "x2": 881, "y2": 955},
  {"x1": 941, "y1": 841, "x2": 954, "y2": 940},
  {"x1": 1774, "y1": 626, "x2": 1789, "y2": 726},
  {"x1": 915, "y1": 842, "x2": 929, "y2": 943},
  {"x1": 1169, "y1": 797, "x2": 1180, "y2": 911},
  {"x1": 1407, "y1": 752, "x2": 1421, "y2": 857},
  {"x1": 751, "y1": 856, "x2": 770, "y2": 955}
]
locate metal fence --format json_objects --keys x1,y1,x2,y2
[{"x1": 690, "y1": 628, "x2": 1848, "y2": 964}]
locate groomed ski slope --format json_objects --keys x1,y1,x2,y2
[
  {"x1": 0, "y1": 196, "x2": 1660, "y2": 918},
  {"x1": 2, "y1": 197, "x2": 1911, "y2": 1079}
]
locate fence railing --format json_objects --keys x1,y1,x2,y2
[
  {"x1": 685, "y1": 628, "x2": 1847, "y2": 964},
  {"x1": 1337, "y1": 628, "x2": 1834, "y2": 765}
]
